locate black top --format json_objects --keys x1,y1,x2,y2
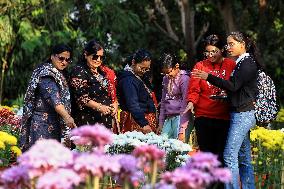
[
  {"x1": 207, "y1": 54, "x2": 258, "y2": 112},
  {"x1": 117, "y1": 70, "x2": 156, "y2": 127},
  {"x1": 69, "y1": 63, "x2": 113, "y2": 128}
]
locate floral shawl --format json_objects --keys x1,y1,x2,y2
[{"x1": 20, "y1": 62, "x2": 71, "y2": 146}]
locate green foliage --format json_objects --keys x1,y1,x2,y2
[
  {"x1": 0, "y1": 0, "x2": 284, "y2": 105},
  {"x1": 276, "y1": 109, "x2": 284, "y2": 122}
]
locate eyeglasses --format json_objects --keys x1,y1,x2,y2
[
  {"x1": 137, "y1": 65, "x2": 150, "y2": 72},
  {"x1": 91, "y1": 54, "x2": 105, "y2": 61},
  {"x1": 203, "y1": 49, "x2": 219, "y2": 57},
  {"x1": 56, "y1": 55, "x2": 72, "y2": 63},
  {"x1": 225, "y1": 42, "x2": 240, "y2": 50}
]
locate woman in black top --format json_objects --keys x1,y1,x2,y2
[
  {"x1": 192, "y1": 32, "x2": 263, "y2": 189},
  {"x1": 69, "y1": 39, "x2": 118, "y2": 129}
]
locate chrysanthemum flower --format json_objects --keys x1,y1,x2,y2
[
  {"x1": 71, "y1": 124, "x2": 113, "y2": 151},
  {"x1": 11, "y1": 146, "x2": 22, "y2": 156},
  {"x1": 36, "y1": 168, "x2": 81, "y2": 189},
  {"x1": 18, "y1": 139, "x2": 74, "y2": 178}
]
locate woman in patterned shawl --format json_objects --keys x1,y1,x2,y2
[
  {"x1": 20, "y1": 44, "x2": 76, "y2": 151},
  {"x1": 69, "y1": 39, "x2": 118, "y2": 130}
]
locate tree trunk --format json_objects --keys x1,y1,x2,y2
[
  {"x1": 217, "y1": 0, "x2": 237, "y2": 33},
  {"x1": 177, "y1": 0, "x2": 196, "y2": 68}
]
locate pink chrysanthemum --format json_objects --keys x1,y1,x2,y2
[
  {"x1": 133, "y1": 145, "x2": 165, "y2": 162},
  {"x1": 73, "y1": 153, "x2": 121, "y2": 178},
  {"x1": 18, "y1": 139, "x2": 74, "y2": 178},
  {"x1": 71, "y1": 124, "x2": 113, "y2": 151},
  {"x1": 36, "y1": 168, "x2": 81, "y2": 189},
  {"x1": 186, "y1": 152, "x2": 221, "y2": 170},
  {"x1": 211, "y1": 168, "x2": 232, "y2": 183}
]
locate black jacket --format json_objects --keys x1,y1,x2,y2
[
  {"x1": 117, "y1": 70, "x2": 156, "y2": 127},
  {"x1": 207, "y1": 54, "x2": 258, "y2": 112}
]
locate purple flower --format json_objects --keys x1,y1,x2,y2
[
  {"x1": 36, "y1": 168, "x2": 81, "y2": 189},
  {"x1": 186, "y1": 152, "x2": 221, "y2": 170},
  {"x1": 211, "y1": 168, "x2": 232, "y2": 183},
  {"x1": 18, "y1": 139, "x2": 74, "y2": 177},
  {"x1": 118, "y1": 154, "x2": 138, "y2": 173},
  {"x1": 71, "y1": 124, "x2": 113, "y2": 151},
  {"x1": 73, "y1": 153, "x2": 121, "y2": 178},
  {"x1": 0, "y1": 165, "x2": 29, "y2": 188},
  {"x1": 129, "y1": 170, "x2": 145, "y2": 187},
  {"x1": 112, "y1": 154, "x2": 146, "y2": 187},
  {"x1": 161, "y1": 168, "x2": 211, "y2": 189},
  {"x1": 143, "y1": 183, "x2": 176, "y2": 189}
]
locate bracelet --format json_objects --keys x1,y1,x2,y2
[{"x1": 97, "y1": 103, "x2": 102, "y2": 111}]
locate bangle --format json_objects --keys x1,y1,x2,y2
[{"x1": 96, "y1": 103, "x2": 102, "y2": 111}]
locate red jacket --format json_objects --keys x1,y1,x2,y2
[{"x1": 187, "y1": 58, "x2": 236, "y2": 120}]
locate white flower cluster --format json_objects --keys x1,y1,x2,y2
[{"x1": 106, "y1": 131, "x2": 192, "y2": 154}]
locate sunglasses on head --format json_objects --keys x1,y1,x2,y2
[
  {"x1": 91, "y1": 54, "x2": 105, "y2": 61},
  {"x1": 56, "y1": 55, "x2": 72, "y2": 63}
]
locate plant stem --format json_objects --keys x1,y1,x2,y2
[
  {"x1": 93, "y1": 176, "x2": 100, "y2": 189},
  {"x1": 30, "y1": 178, "x2": 36, "y2": 189},
  {"x1": 123, "y1": 180, "x2": 130, "y2": 189},
  {"x1": 151, "y1": 160, "x2": 158, "y2": 188}
]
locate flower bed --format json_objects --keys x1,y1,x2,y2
[
  {"x1": 1, "y1": 124, "x2": 231, "y2": 189},
  {"x1": 250, "y1": 126, "x2": 284, "y2": 188},
  {"x1": 0, "y1": 106, "x2": 22, "y2": 167},
  {"x1": 105, "y1": 131, "x2": 192, "y2": 170}
]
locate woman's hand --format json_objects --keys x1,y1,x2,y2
[
  {"x1": 110, "y1": 102, "x2": 118, "y2": 116},
  {"x1": 192, "y1": 69, "x2": 209, "y2": 80},
  {"x1": 142, "y1": 125, "x2": 153, "y2": 134},
  {"x1": 98, "y1": 104, "x2": 114, "y2": 115},
  {"x1": 183, "y1": 102, "x2": 194, "y2": 114},
  {"x1": 63, "y1": 115, "x2": 76, "y2": 129}
]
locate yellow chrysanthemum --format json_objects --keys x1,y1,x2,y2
[
  {"x1": 11, "y1": 146, "x2": 22, "y2": 156},
  {"x1": 252, "y1": 147, "x2": 258, "y2": 152},
  {"x1": 0, "y1": 105, "x2": 13, "y2": 112},
  {"x1": 0, "y1": 140, "x2": 5, "y2": 150},
  {"x1": 0, "y1": 132, "x2": 17, "y2": 145},
  {"x1": 251, "y1": 126, "x2": 284, "y2": 151}
]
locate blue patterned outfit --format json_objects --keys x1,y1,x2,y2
[{"x1": 20, "y1": 62, "x2": 71, "y2": 151}]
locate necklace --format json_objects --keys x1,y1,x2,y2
[{"x1": 125, "y1": 65, "x2": 153, "y2": 97}]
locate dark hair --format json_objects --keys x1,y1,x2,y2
[
  {"x1": 159, "y1": 52, "x2": 179, "y2": 69},
  {"x1": 51, "y1": 44, "x2": 72, "y2": 57},
  {"x1": 227, "y1": 31, "x2": 264, "y2": 70},
  {"x1": 84, "y1": 39, "x2": 104, "y2": 56},
  {"x1": 132, "y1": 49, "x2": 152, "y2": 65},
  {"x1": 203, "y1": 34, "x2": 226, "y2": 56}
]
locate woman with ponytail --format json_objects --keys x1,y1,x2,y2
[
  {"x1": 192, "y1": 32, "x2": 262, "y2": 189},
  {"x1": 69, "y1": 39, "x2": 118, "y2": 130}
]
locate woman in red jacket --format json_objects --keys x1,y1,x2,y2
[{"x1": 184, "y1": 34, "x2": 235, "y2": 165}]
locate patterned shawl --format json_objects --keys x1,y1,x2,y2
[{"x1": 20, "y1": 62, "x2": 71, "y2": 148}]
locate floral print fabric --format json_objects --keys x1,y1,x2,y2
[
  {"x1": 69, "y1": 63, "x2": 114, "y2": 128},
  {"x1": 20, "y1": 62, "x2": 71, "y2": 151}
]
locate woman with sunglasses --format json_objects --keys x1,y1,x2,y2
[
  {"x1": 118, "y1": 49, "x2": 157, "y2": 133},
  {"x1": 20, "y1": 44, "x2": 76, "y2": 151},
  {"x1": 192, "y1": 32, "x2": 262, "y2": 189},
  {"x1": 69, "y1": 39, "x2": 117, "y2": 130},
  {"x1": 156, "y1": 53, "x2": 191, "y2": 142},
  {"x1": 184, "y1": 34, "x2": 236, "y2": 166}
]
